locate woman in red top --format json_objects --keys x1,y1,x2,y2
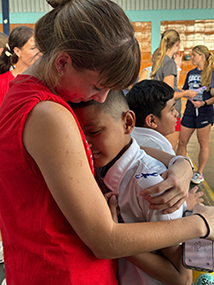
[
  {"x1": 0, "y1": 26, "x2": 40, "y2": 105},
  {"x1": 0, "y1": 0, "x2": 214, "y2": 284}
]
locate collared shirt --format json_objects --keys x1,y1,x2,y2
[
  {"x1": 96, "y1": 138, "x2": 187, "y2": 285},
  {"x1": 132, "y1": 127, "x2": 175, "y2": 155}
]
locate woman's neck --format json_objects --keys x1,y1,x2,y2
[
  {"x1": 166, "y1": 49, "x2": 174, "y2": 59},
  {"x1": 197, "y1": 62, "x2": 204, "y2": 71},
  {"x1": 11, "y1": 62, "x2": 29, "y2": 77}
]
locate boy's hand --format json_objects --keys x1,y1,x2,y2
[
  {"x1": 186, "y1": 186, "x2": 204, "y2": 210},
  {"x1": 104, "y1": 192, "x2": 119, "y2": 223}
]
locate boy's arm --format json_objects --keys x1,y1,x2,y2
[
  {"x1": 126, "y1": 247, "x2": 192, "y2": 285},
  {"x1": 160, "y1": 245, "x2": 192, "y2": 285},
  {"x1": 129, "y1": 175, "x2": 192, "y2": 285},
  {"x1": 140, "y1": 148, "x2": 193, "y2": 214}
]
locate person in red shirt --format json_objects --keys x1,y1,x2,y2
[
  {"x1": 0, "y1": 26, "x2": 40, "y2": 105},
  {"x1": 0, "y1": 0, "x2": 214, "y2": 284},
  {"x1": 0, "y1": 31, "x2": 8, "y2": 265}
]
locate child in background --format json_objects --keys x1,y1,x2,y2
[
  {"x1": 138, "y1": 48, "x2": 159, "y2": 81},
  {"x1": 127, "y1": 80, "x2": 177, "y2": 155},
  {"x1": 127, "y1": 79, "x2": 203, "y2": 209},
  {"x1": 69, "y1": 90, "x2": 202, "y2": 285},
  {"x1": 151, "y1": 29, "x2": 197, "y2": 151}
]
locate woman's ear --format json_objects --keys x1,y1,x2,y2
[
  {"x1": 175, "y1": 41, "x2": 180, "y2": 48},
  {"x1": 13, "y1": 47, "x2": 20, "y2": 58},
  {"x1": 55, "y1": 52, "x2": 71, "y2": 74},
  {"x1": 145, "y1": 114, "x2": 158, "y2": 129},
  {"x1": 123, "y1": 110, "x2": 135, "y2": 134}
]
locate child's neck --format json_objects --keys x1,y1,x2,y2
[{"x1": 99, "y1": 139, "x2": 132, "y2": 178}]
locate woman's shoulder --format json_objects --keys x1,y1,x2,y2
[
  {"x1": 163, "y1": 55, "x2": 175, "y2": 66},
  {"x1": 0, "y1": 70, "x2": 14, "y2": 79},
  {"x1": 187, "y1": 67, "x2": 200, "y2": 75}
]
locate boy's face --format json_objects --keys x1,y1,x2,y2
[
  {"x1": 74, "y1": 105, "x2": 129, "y2": 168},
  {"x1": 155, "y1": 98, "x2": 178, "y2": 136}
]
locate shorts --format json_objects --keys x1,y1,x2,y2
[
  {"x1": 175, "y1": 117, "x2": 181, "y2": 132},
  {"x1": 181, "y1": 114, "x2": 213, "y2": 129}
]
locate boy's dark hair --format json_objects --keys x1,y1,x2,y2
[
  {"x1": 68, "y1": 90, "x2": 129, "y2": 121},
  {"x1": 126, "y1": 79, "x2": 174, "y2": 127}
]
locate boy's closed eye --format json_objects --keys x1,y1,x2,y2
[
  {"x1": 89, "y1": 130, "x2": 101, "y2": 135},
  {"x1": 84, "y1": 128, "x2": 102, "y2": 136}
]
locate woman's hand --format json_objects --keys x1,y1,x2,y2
[
  {"x1": 190, "y1": 100, "x2": 204, "y2": 108},
  {"x1": 173, "y1": 52, "x2": 182, "y2": 68},
  {"x1": 193, "y1": 203, "x2": 214, "y2": 240},
  {"x1": 140, "y1": 158, "x2": 192, "y2": 214},
  {"x1": 187, "y1": 90, "x2": 197, "y2": 99}
]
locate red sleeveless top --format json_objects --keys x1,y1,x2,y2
[
  {"x1": 0, "y1": 75, "x2": 117, "y2": 284},
  {"x1": 0, "y1": 71, "x2": 15, "y2": 105}
]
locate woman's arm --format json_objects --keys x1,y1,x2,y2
[
  {"x1": 191, "y1": 87, "x2": 214, "y2": 108},
  {"x1": 23, "y1": 101, "x2": 214, "y2": 259},
  {"x1": 210, "y1": 88, "x2": 214, "y2": 96},
  {"x1": 191, "y1": 97, "x2": 214, "y2": 108},
  {"x1": 164, "y1": 74, "x2": 197, "y2": 99},
  {"x1": 139, "y1": 68, "x2": 149, "y2": 81}
]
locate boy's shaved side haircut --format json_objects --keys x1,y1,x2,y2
[
  {"x1": 68, "y1": 90, "x2": 129, "y2": 121},
  {"x1": 126, "y1": 80, "x2": 174, "y2": 127}
]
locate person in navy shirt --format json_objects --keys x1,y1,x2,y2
[{"x1": 177, "y1": 45, "x2": 214, "y2": 184}]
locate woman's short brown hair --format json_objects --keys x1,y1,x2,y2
[{"x1": 35, "y1": 0, "x2": 140, "y2": 91}]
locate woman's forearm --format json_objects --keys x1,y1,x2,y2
[{"x1": 94, "y1": 214, "x2": 208, "y2": 259}]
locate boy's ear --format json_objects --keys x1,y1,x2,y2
[
  {"x1": 123, "y1": 110, "x2": 135, "y2": 134},
  {"x1": 145, "y1": 114, "x2": 158, "y2": 129}
]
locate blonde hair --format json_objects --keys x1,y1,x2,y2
[
  {"x1": 35, "y1": 0, "x2": 140, "y2": 92},
  {"x1": 151, "y1": 29, "x2": 180, "y2": 78},
  {"x1": 0, "y1": 32, "x2": 8, "y2": 50},
  {"x1": 192, "y1": 45, "x2": 213, "y2": 90}
]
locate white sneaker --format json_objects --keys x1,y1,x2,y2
[
  {"x1": 191, "y1": 172, "x2": 204, "y2": 184},
  {"x1": 1, "y1": 279, "x2": 6, "y2": 285},
  {"x1": 0, "y1": 246, "x2": 4, "y2": 263}
]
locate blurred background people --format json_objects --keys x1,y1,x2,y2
[
  {"x1": 0, "y1": 32, "x2": 8, "y2": 55},
  {"x1": 151, "y1": 29, "x2": 197, "y2": 151},
  {"x1": 177, "y1": 45, "x2": 214, "y2": 184},
  {"x1": 0, "y1": 26, "x2": 40, "y2": 105}
]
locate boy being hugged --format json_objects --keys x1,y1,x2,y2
[{"x1": 69, "y1": 89, "x2": 202, "y2": 285}]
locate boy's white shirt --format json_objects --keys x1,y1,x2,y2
[
  {"x1": 131, "y1": 127, "x2": 175, "y2": 155},
  {"x1": 96, "y1": 138, "x2": 187, "y2": 285}
]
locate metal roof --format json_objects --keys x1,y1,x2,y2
[{"x1": 1, "y1": 0, "x2": 214, "y2": 13}]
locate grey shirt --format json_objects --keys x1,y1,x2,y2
[{"x1": 153, "y1": 55, "x2": 181, "y2": 117}]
